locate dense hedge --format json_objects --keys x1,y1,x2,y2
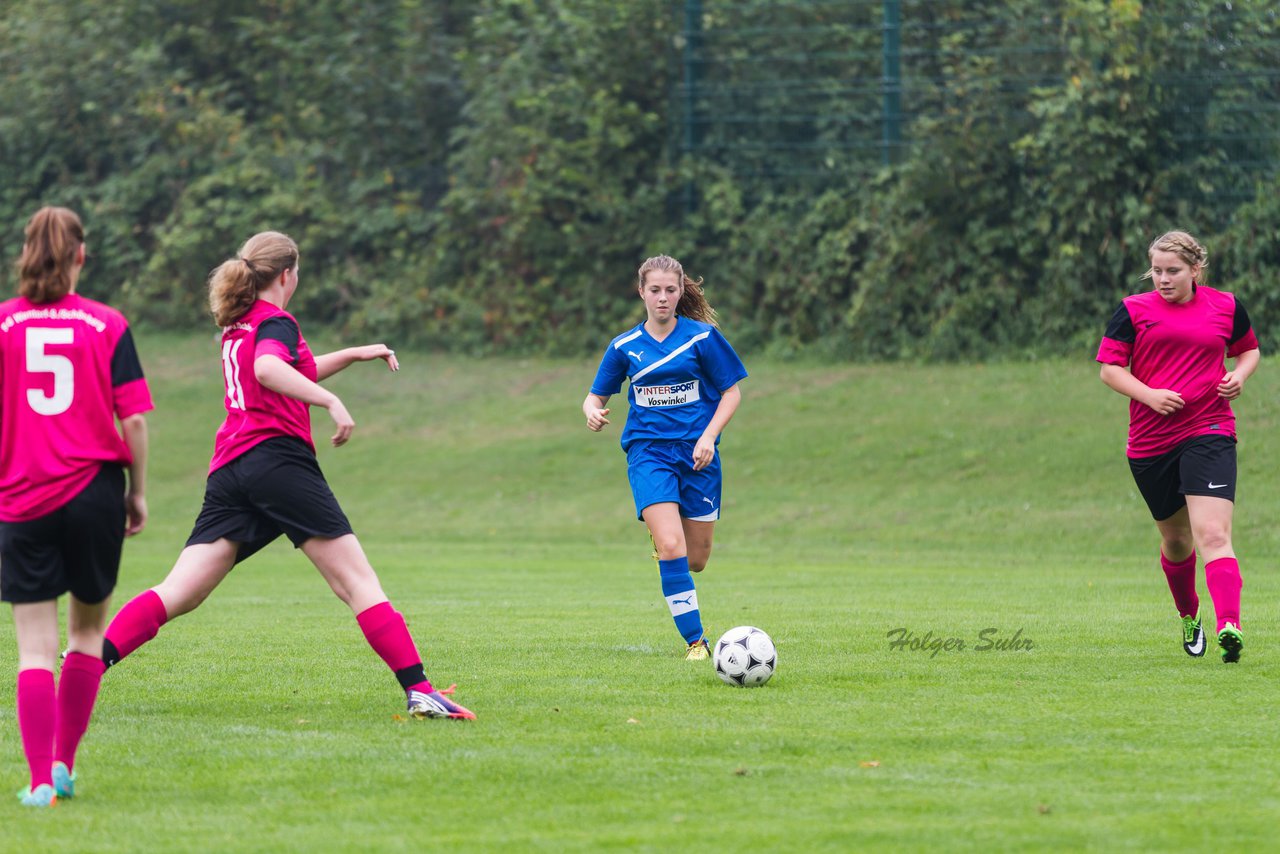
[{"x1": 2, "y1": 1, "x2": 1277, "y2": 358}]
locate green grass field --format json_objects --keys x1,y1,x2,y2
[{"x1": 3, "y1": 333, "x2": 1279, "y2": 851}]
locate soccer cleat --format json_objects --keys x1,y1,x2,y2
[
  {"x1": 1218, "y1": 623, "x2": 1243, "y2": 664},
  {"x1": 407, "y1": 684, "x2": 476, "y2": 720},
  {"x1": 16, "y1": 784, "x2": 56, "y2": 807},
  {"x1": 685, "y1": 638, "x2": 711, "y2": 661},
  {"x1": 1181, "y1": 611, "x2": 1206, "y2": 657},
  {"x1": 52, "y1": 762, "x2": 75, "y2": 800}
]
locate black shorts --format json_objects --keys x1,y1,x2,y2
[
  {"x1": 187, "y1": 437, "x2": 353, "y2": 564},
  {"x1": 1129, "y1": 434, "x2": 1238, "y2": 521},
  {"x1": 0, "y1": 464, "x2": 125, "y2": 604}
]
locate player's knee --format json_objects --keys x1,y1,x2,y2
[
  {"x1": 652, "y1": 535, "x2": 685, "y2": 561},
  {"x1": 1196, "y1": 527, "x2": 1231, "y2": 553},
  {"x1": 1162, "y1": 534, "x2": 1195, "y2": 559}
]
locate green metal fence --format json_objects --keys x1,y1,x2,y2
[{"x1": 677, "y1": 0, "x2": 1280, "y2": 215}]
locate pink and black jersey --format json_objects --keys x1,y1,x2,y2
[
  {"x1": 0, "y1": 294, "x2": 153, "y2": 522},
  {"x1": 209, "y1": 300, "x2": 317, "y2": 473},
  {"x1": 1097, "y1": 285, "x2": 1258, "y2": 458}
]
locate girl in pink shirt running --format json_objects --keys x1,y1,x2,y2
[{"x1": 1097, "y1": 230, "x2": 1260, "y2": 663}]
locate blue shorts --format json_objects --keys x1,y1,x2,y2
[{"x1": 626, "y1": 440, "x2": 722, "y2": 521}]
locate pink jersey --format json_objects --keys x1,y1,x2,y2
[
  {"x1": 0, "y1": 294, "x2": 153, "y2": 521},
  {"x1": 208, "y1": 300, "x2": 317, "y2": 473},
  {"x1": 1097, "y1": 285, "x2": 1258, "y2": 458}
]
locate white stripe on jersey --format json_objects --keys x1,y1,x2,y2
[
  {"x1": 613, "y1": 329, "x2": 643, "y2": 349},
  {"x1": 631, "y1": 331, "x2": 711, "y2": 383}
]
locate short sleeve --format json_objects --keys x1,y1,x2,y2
[
  {"x1": 590, "y1": 345, "x2": 629, "y2": 397},
  {"x1": 111, "y1": 327, "x2": 154, "y2": 418},
  {"x1": 1096, "y1": 303, "x2": 1135, "y2": 366},
  {"x1": 699, "y1": 327, "x2": 748, "y2": 392},
  {"x1": 256, "y1": 316, "x2": 301, "y2": 364},
  {"x1": 1227, "y1": 297, "x2": 1259, "y2": 358}
]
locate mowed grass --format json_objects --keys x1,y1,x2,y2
[{"x1": 3, "y1": 332, "x2": 1279, "y2": 851}]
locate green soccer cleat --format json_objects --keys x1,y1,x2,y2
[
  {"x1": 16, "y1": 783, "x2": 56, "y2": 808},
  {"x1": 1218, "y1": 623, "x2": 1243, "y2": 664},
  {"x1": 1181, "y1": 611, "x2": 1206, "y2": 657},
  {"x1": 52, "y1": 762, "x2": 75, "y2": 800}
]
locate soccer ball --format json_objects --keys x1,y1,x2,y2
[{"x1": 713, "y1": 626, "x2": 776, "y2": 687}]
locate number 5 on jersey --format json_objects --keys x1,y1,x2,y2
[{"x1": 26, "y1": 327, "x2": 75, "y2": 416}]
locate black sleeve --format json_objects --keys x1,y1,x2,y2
[
  {"x1": 110, "y1": 327, "x2": 146, "y2": 387},
  {"x1": 1229, "y1": 297, "x2": 1253, "y2": 347},
  {"x1": 1103, "y1": 303, "x2": 1135, "y2": 344},
  {"x1": 256, "y1": 316, "x2": 301, "y2": 363}
]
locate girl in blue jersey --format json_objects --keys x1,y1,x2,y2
[{"x1": 583, "y1": 255, "x2": 747, "y2": 660}]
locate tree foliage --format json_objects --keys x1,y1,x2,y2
[{"x1": 2, "y1": 1, "x2": 1278, "y2": 358}]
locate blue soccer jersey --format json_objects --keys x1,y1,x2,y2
[{"x1": 590, "y1": 317, "x2": 747, "y2": 451}]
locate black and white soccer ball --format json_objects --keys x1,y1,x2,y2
[{"x1": 713, "y1": 625, "x2": 776, "y2": 687}]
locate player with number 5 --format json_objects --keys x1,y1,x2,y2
[
  {"x1": 101, "y1": 230, "x2": 475, "y2": 721},
  {"x1": 1, "y1": 207, "x2": 152, "y2": 806}
]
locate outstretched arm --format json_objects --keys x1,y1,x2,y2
[
  {"x1": 255, "y1": 354, "x2": 356, "y2": 446},
  {"x1": 314, "y1": 344, "x2": 399, "y2": 381}
]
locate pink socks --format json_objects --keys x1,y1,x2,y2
[
  {"x1": 103, "y1": 589, "x2": 168, "y2": 663},
  {"x1": 1159, "y1": 550, "x2": 1199, "y2": 618},
  {"x1": 1205, "y1": 557, "x2": 1242, "y2": 633},
  {"x1": 55, "y1": 652, "x2": 107, "y2": 772},
  {"x1": 356, "y1": 601, "x2": 432, "y2": 694},
  {"x1": 17, "y1": 669, "x2": 56, "y2": 790}
]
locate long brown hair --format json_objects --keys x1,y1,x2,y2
[
  {"x1": 208, "y1": 231, "x2": 299, "y2": 326},
  {"x1": 637, "y1": 255, "x2": 718, "y2": 327},
  {"x1": 17, "y1": 207, "x2": 84, "y2": 304}
]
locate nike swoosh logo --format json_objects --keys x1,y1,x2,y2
[
  {"x1": 1208, "y1": 482, "x2": 1228, "y2": 489},
  {"x1": 1187, "y1": 633, "x2": 1205, "y2": 655}
]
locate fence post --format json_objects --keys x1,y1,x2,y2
[
  {"x1": 882, "y1": 0, "x2": 902, "y2": 166},
  {"x1": 683, "y1": 0, "x2": 703, "y2": 213}
]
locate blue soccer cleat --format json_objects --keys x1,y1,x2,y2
[
  {"x1": 52, "y1": 762, "x2": 76, "y2": 799},
  {"x1": 17, "y1": 783, "x2": 57, "y2": 807}
]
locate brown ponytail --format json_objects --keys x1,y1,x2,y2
[
  {"x1": 208, "y1": 231, "x2": 299, "y2": 326},
  {"x1": 17, "y1": 207, "x2": 84, "y2": 304},
  {"x1": 637, "y1": 254, "x2": 718, "y2": 327}
]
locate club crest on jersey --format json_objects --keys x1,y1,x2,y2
[{"x1": 633, "y1": 379, "x2": 700, "y2": 408}]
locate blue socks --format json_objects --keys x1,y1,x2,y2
[{"x1": 659, "y1": 557, "x2": 704, "y2": 644}]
